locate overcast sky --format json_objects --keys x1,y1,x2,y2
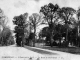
[{"x1": 0, "y1": 0, "x2": 80, "y2": 30}]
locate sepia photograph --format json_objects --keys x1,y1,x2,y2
[{"x1": 0, "y1": 0, "x2": 80, "y2": 60}]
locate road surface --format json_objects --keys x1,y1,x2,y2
[{"x1": 0, "y1": 45, "x2": 79, "y2": 60}]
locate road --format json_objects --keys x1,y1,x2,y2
[{"x1": 0, "y1": 45, "x2": 79, "y2": 60}]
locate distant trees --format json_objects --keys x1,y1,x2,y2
[
  {"x1": 0, "y1": 8, "x2": 8, "y2": 28},
  {"x1": 0, "y1": 27, "x2": 14, "y2": 45},
  {"x1": 0, "y1": 8, "x2": 14, "y2": 46}
]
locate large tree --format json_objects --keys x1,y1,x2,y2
[
  {"x1": 13, "y1": 13, "x2": 28, "y2": 46},
  {"x1": 58, "y1": 7, "x2": 76, "y2": 46},
  {"x1": 40, "y1": 3, "x2": 60, "y2": 47},
  {"x1": 29, "y1": 13, "x2": 41, "y2": 47}
]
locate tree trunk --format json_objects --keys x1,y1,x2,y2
[
  {"x1": 78, "y1": 26, "x2": 79, "y2": 36},
  {"x1": 76, "y1": 27, "x2": 78, "y2": 47},
  {"x1": 50, "y1": 35, "x2": 53, "y2": 47},
  {"x1": 33, "y1": 26, "x2": 36, "y2": 47},
  {"x1": 66, "y1": 29, "x2": 68, "y2": 41},
  {"x1": 59, "y1": 38, "x2": 61, "y2": 47},
  {"x1": 65, "y1": 29, "x2": 68, "y2": 47},
  {"x1": 77, "y1": 26, "x2": 80, "y2": 47},
  {"x1": 22, "y1": 36, "x2": 24, "y2": 47},
  {"x1": 50, "y1": 30, "x2": 54, "y2": 47}
]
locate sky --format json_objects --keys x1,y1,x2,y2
[{"x1": 0, "y1": 0, "x2": 80, "y2": 30}]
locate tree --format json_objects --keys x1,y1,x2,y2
[
  {"x1": 39, "y1": 27, "x2": 51, "y2": 45},
  {"x1": 2, "y1": 27, "x2": 12, "y2": 45},
  {"x1": 0, "y1": 8, "x2": 10, "y2": 46},
  {"x1": 40, "y1": 3, "x2": 60, "y2": 47},
  {"x1": 13, "y1": 13, "x2": 28, "y2": 46},
  {"x1": 76, "y1": 8, "x2": 80, "y2": 47},
  {"x1": 58, "y1": 7, "x2": 76, "y2": 46},
  {"x1": 29, "y1": 13, "x2": 41, "y2": 47},
  {"x1": 39, "y1": 27, "x2": 49, "y2": 37},
  {"x1": 0, "y1": 26, "x2": 14, "y2": 46},
  {"x1": 0, "y1": 8, "x2": 8, "y2": 28}
]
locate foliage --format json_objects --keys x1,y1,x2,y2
[
  {"x1": 40, "y1": 3, "x2": 61, "y2": 47},
  {"x1": 11, "y1": 3, "x2": 80, "y2": 47},
  {"x1": 0, "y1": 27, "x2": 14, "y2": 46},
  {"x1": 13, "y1": 13, "x2": 28, "y2": 46},
  {"x1": 29, "y1": 13, "x2": 41, "y2": 46},
  {"x1": 0, "y1": 8, "x2": 12, "y2": 46}
]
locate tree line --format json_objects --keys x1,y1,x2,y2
[
  {"x1": 0, "y1": 8, "x2": 14, "y2": 46},
  {"x1": 13, "y1": 3, "x2": 80, "y2": 47}
]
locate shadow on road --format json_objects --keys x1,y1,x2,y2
[{"x1": 24, "y1": 46, "x2": 58, "y2": 55}]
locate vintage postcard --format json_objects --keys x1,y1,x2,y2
[{"x1": 0, "y1": 0, "x2": 80, "y2": 60}]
